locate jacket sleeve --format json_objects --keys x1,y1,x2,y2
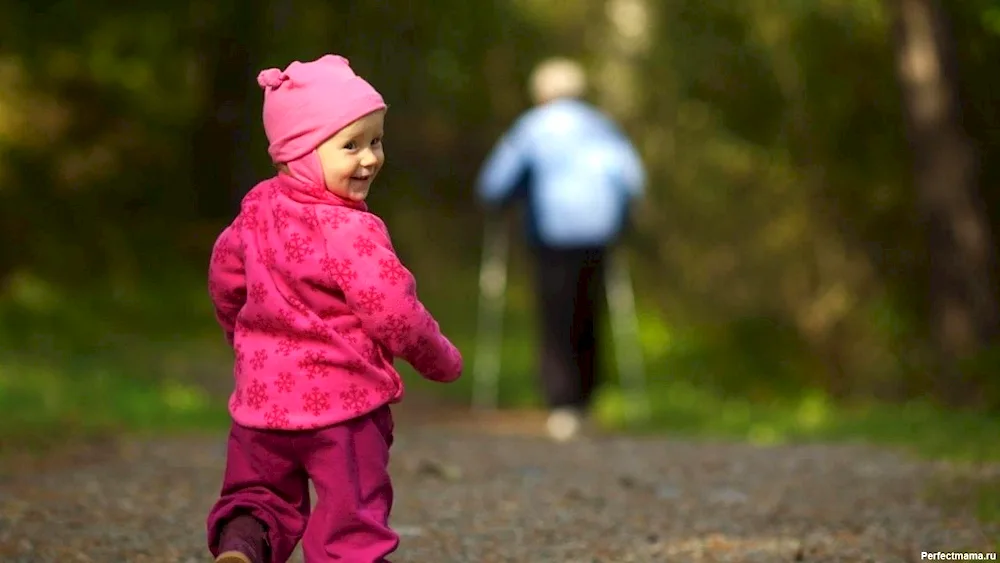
[
  {"x1": 207, "y1": 224, "x2": 246, "y2": 347},
  {"x1": 322, "y1": 213, "x2": 463, "y2": 382},
  {"x1": 475, "y1": 119, "x2": 531, "y2": 209}
]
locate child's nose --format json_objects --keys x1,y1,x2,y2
[{"x1": 360, "y1": 149, "x2": 378, "y2": 166}]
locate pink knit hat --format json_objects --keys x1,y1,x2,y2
[{"x1": 258, "y1": 54, "x2": 386, "y2": 164}]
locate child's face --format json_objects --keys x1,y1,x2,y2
[{"x1": 316, "y1": 110, "x2": 386, "y2": 202}]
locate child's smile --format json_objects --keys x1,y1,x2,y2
[{"x1": 316, "y1": 110, "x2": 386, "y2": 202}]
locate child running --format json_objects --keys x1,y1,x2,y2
[{"x1": 205, "y1": 54, "x2": 463, "y2": 563}]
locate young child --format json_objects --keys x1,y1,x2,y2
[{"x1": 205, "y1": 54, "x2": 463, "y2": 563}]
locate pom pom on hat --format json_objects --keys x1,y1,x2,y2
[{"x1": 257, "y1": 68, "x2": 288, "y2": 89}]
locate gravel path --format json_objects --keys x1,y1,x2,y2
[{"x1": 1, "y1": 401, "x2": 997, "y2": 562}]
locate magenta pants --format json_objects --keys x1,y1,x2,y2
[{"x1": 206, "y1": 406, "x2": 397, "y2": 562}]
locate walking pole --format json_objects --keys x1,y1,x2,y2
[
  {"x1": 605, "y1": 248, "x2": 650, "y2": 423},
  {"x1": 472, "y1": 217, "x2": 509, "y2": 411}
]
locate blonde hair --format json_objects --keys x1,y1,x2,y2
[{"x1": 528, "y1": 57, "x2": 587, "y2": 104}]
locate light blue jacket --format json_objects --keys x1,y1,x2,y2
[{"x1": 475, "y1": 98, "x2": 646, "y2": 248}]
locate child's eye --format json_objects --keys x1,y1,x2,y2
[
  {"x1": 371, "y1": 137, "x2": 383, "y2": 147},
  {"x1": 344, "y1": 141, "x2": 357, "y2": 150}
]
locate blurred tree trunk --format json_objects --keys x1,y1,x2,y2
[
  {"x1": 588, "y1": 0, "x2": 656, "y2": 240},
  {"x1": 761, "y1": 5, "x2": 857, "y2": 400},
  {"x1": 890, "y1": 0, "x2": 1000, "y2": 405},
  {"x1": 589, "y1": 0, "x2": 652, "y2": 132},
  {"x1": 191, "y1": 0, "x2": 267, "y2": 220}
]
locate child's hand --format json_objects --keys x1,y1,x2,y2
[{"x1": 419, "y1": 340, "x2": 463, "y2": 383}]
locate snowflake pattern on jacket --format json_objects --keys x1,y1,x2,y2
[{"x1": 208, "y1": 172, "x2": 463, "y2": 430}]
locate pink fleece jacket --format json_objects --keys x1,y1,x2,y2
[{"x1": 208, "y1": 172, "x2": 463, "y2": 430}]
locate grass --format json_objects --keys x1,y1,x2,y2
[
  {"x1": 0, "y1": 354, "x2": 230, "y2": 451},
  {"x1": 1, "y1": 265, "x2": 997, "y2": 542},
  {"x1": 0, "y1": 268, "x2": 233, "y2": 453}
]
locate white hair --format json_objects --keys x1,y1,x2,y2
[{"x1": 529, "y1": 58, "x2": 587, "y2": 104}]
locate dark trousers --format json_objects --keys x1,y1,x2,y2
[{"x1": 532, "y1": 245, "x2": 607, "y2": 411}]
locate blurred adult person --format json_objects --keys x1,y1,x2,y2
[{"x1": 475, "y1": 57, "x2": 646, "y2": 441}]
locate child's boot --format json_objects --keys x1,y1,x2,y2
[{"x1": 215, "y1": 514, "x2": 268, "y2": 563}]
